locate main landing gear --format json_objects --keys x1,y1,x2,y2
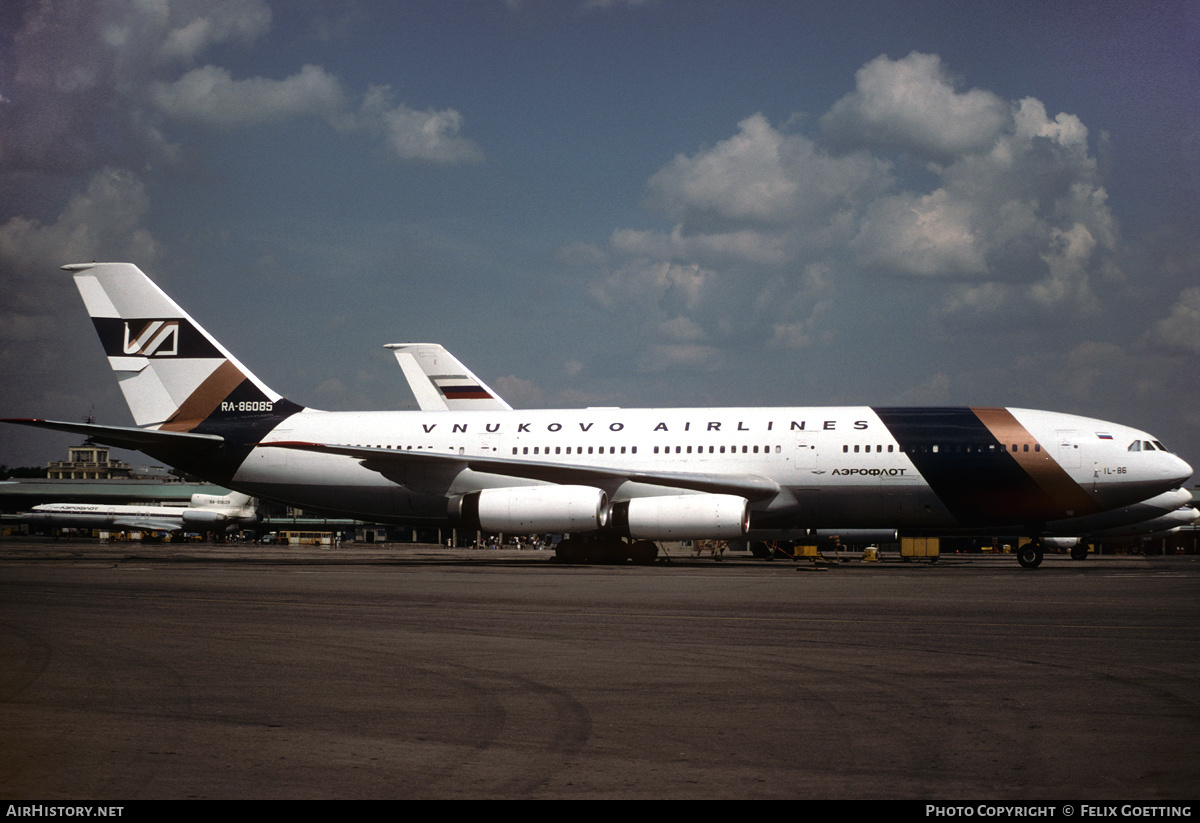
[
  {"x1": 1017, "y1": 540, "x2": 1044, "y2": 569},
  {"x1": 1018, "y1": 538, "x2": 1090, "y2": 567},
  {"x1": 554, "y1": 537, "x2": 659, "y2": 564}
]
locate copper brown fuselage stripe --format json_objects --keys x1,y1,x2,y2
[
  {"x1": 159, "y1": 360, "x2": 246, "y2": 432},
  {"x1": 970, "y1": 407, "x2": 1099, "y2": 517}
]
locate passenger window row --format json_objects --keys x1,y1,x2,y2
[
  {"x1": 842, "y1": 443, "x2": 1043, "y2": 454},
  {"x1": 514, "y1": 446, "x2": 636, "y2": 455}
]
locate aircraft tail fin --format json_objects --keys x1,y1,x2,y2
[
  {"x1": 64, "y1": 263, "x2": 304, "y2": 432},
  {"x1": 190, "y1": 491, "x2": 260, "y2": 522},
  {"x1": 385, "y1": 343, "x2": 512, "y2": 411},
  {"x1": 190, "y1": 491, "x2": 255, "y2": 510}
]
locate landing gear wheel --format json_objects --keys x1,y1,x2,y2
[
  {"x1": 556, "y1": 538, "x2": 658, "y2": 564},
  {"x1": 629, "y1": 540, "x2": 658, "y2": 565},
  {"x1": 554, "y1": 538, "x2": 582, "y2": 563},
  {"x1": 1070, "y1": 542, "x2": 1089, "y2": 561},
  {"x1": 1017, "y1": 542, "x2": 1044, "y2": 569}
]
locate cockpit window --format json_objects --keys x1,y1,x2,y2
[
  {"x1": 1129, "y1": 440, "x2": 1172, "y2": 453},
  {"x1": 1128, "y1": 439, "x2": 1173, "y2": 453}
]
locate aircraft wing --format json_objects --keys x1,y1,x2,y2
[
  {"x1": 262, "y1": 440, "x2": 781, "y2": 500},
  {"x1": 3, "y1": 418, "x2": 225, "y2": 451}
]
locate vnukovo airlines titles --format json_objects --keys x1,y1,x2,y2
[
  {"x1": 335, "y1": 415, "x2": 868, "y2": 432},
  {"x1": 3, "y1": 263, "x2": 1193, "y2": 567},
  {"x1": 925, "y1": 807, "x2": 1191, "y2": 818}
]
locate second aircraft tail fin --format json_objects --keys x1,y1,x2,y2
[{"x1": 386, "y1": 342, "x2": 512, "y2": 411}]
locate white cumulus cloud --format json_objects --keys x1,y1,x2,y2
[
  {"x1": 645, "y1": 113, "x2": 891, "y2": 231},
  {"x1": 820, "y1": 51, "x2": 1010, "y2": 161},
  {"x1": 586, "y1": 51, "x2": 1120, "y2": 372},
  {"x1": 150, "y1": 68, "x2": 484, "y2": 163},
  {"x1": 347, "y1": 85, "x2": 484, "y2": 165},
  {"x1": 0, "y1": 168, "x2": 158, "y2": 367},
  {"x1": 851, "y1": 188, "x2": 987, "y2": 277},
  {"x1": 1, "y1": 0, "x2": 482, "y2": 172},
  {"x1": 1149, "y1": 287, "x2": 1200, "y2": 355},
  {"x1": 151, "y1": 64, "x2": 346, "y2": 126}
]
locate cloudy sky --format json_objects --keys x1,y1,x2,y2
[{"x1": 1, "y1": 0, "x2": 1197, "y2": 478}]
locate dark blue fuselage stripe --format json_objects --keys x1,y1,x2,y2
[{"x1": 873, "y1": 407, "x2": 1066, "y2": 526}]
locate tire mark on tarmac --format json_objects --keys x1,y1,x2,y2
[
  {"x1": 0, "y1": 621, "x2": 194, "y2": 799},
  {"x1": 406, "y1": 662, "x2": 592, "y2": 798},
  {"x1": 0, "y1": 622, "x2": 51, "y2": 701}
]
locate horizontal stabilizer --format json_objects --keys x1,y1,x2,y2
[
  {"x1": 261, "y1": 440, "x2": 781, "y2": 500},
  {"x1": 3, "y1": 418, "x2": 224, "y2": 451}
]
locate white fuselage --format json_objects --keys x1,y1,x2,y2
[{"x1": 228, "y1": 405, "x2": 1190, "y2": 535}]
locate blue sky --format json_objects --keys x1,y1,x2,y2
[{"x1": 1, "y1": 0, "x2": 1198, "y2": 478}]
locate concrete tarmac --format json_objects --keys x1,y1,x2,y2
[{"x1": 1, "y1": 540, "x2": 1197, "y2": 799}]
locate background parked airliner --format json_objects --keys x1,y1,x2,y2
[
  {"x1": 4, "y1": 263, "x2": 1192, "y2": 567},
  {"x1": 21, "y1": 492, "x2": 259, "y2": 534}
]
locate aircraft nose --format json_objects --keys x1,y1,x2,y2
[{"x1": 1170, "y1": 454, "x2": 1194, "y2": 486}]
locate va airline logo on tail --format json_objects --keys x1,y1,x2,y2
[
  {"x1": 122, "y1": 320, "x2": 179, "y2": 356},
  {"x1": 93, "y1": 316, "x2": 222, "y2": 360}
]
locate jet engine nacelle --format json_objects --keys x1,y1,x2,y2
[
  {"x1": 455, "y1": 485, "x2": 609, "y2": 533},
  {"x1": 181, "y1": 509, "x2": 226, "y2": 525},
  {"x1": 609, "y1": 494, "x2": 750, "y2": 540},
  {"x1": 1042, "y1": 537, "x2": 1080, "y2": 549}
]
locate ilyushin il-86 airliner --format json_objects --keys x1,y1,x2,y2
[{"x1": 4, "y1": 263, "x2": 1193, "y2": 567}]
